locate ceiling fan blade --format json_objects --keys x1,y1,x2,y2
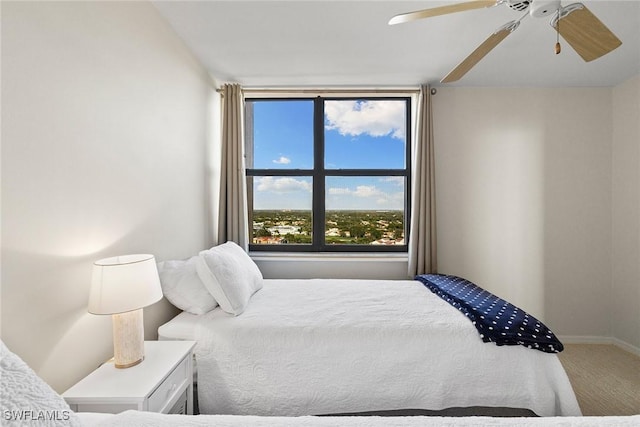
[
  {"x1": 389, "y1": 0, "x2": 497, "y2": 25},
  {"x1": 441, "y1": 22, "x2": 517, "y2": 83},
  {"x1": 553, "y1": 3, "x2": 622, "y2": 62}
]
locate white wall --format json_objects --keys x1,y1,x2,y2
[
  {"x1": 612, "y1": 75, "x2": 640, "y2": 350},
  {"x1": 433, "y1": 87, "x2": 612, "y2": 337},
  {"x1": 1, "y1": 1, "x2": 214, "y2": 392},
  {"x1": 254, "y1": 253, "x2": 409, "y2": 280}
]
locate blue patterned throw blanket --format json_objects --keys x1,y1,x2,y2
[{"x1": 415, "y1": 274, "x2": 563, "y2": 353}]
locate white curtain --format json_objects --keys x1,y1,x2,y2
[
  {"x1": 408, "y1": 85, "x2": 437, "y2": 276},
  {"x1": 217, "y1": 83, "x2": 249, "y2": 250}
]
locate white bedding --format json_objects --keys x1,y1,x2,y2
[
  {"x1": 1, "y1": 341, "x2": 82, "y2": 426},
  {"x1": 186, "y1": 278, "x2": 581, "y2": 417},
  {"x1": 90, "y1": 411, "x2": 640, "y2": 427},
  {"x1": 158, "y1": 311, "x2": 199, "y2": 341}
]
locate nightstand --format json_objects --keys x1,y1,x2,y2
[{"x1": 63, "y1": 340, "x2": 195, "y2": 414}]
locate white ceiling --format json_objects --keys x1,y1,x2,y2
[{"x1": 152, "y1": 0, "x2": 640, "y2": 88}]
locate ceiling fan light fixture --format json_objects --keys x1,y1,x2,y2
[{"x1": 530, "y1": 0, "x2": 561, "y2": 18}]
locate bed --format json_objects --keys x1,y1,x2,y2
[
  {"x1": 3, "y1": 333, "x2": 638, "y2": 427},
  {"x1": 158, "y1": 276, "x2": 582, "y2": 417}
]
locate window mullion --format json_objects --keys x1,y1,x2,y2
[
  {"x1": 312, "y1": 97, "x2": 325, "y2": 251},
  {"x1": 324, "y1": 169, "x2": 407, "y2": 177},
  {"x1": 247, "y1": 169, "x2": 314, "y2": 176}
]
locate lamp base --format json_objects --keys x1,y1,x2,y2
[{"x1": 112, "y1": 309, "x2": 144, "y2": 369}]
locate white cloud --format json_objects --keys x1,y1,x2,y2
[
  {"x1": 327, "y1": 187, "x2": 351, "y2": 195},
  {"x1": 327, "y1": 184, "x2": 404, "y2": 209},
  {"x1": 272, "y1": 156, "x2": 291, "y2": 165},
  {"x1": 255, "y1": 176, "x2": 311, "y2": 193},
  {"x1": 324, "y1": 100, "x2": 406, "y2": 140},
  {"x1": 327, "y1": 185, "x2": 384, "y2": 199},
  {"x1": 352, "y1": 185, "x2": 383, "y2": 198},
  {"x1": 380, "y1": 176, "x2": 404, "y2": 186},
  {"x1": 373, "y1": 190, "x2": 404, "y2": 208}
]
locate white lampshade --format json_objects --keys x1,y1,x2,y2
[{"x1": 89, "y1": 254, "x2": 163, "y2": 315}]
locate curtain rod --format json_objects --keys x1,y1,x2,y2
[{"x1": 216, "y1": 88, "x2": 428, "y2": 95}]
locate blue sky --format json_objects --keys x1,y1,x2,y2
[{"x1": 251, "y1": 100, "x2": 406, "y2": 210}]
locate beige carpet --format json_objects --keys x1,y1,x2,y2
[{"x1": 558, "y1": 344, "x2": 640, "y2": 416}]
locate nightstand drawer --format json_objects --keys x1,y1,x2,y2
[{"x1": 148, "y1": 356, "x2": 189, "y2": 413}]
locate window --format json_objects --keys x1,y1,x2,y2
[{"x1": 246, "y1": 96, "x2": 410, "y2": 252}]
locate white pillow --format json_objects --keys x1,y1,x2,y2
[
  {"x1": 196, "y1": 241, "x2": 263, "y2": 315},
  {"x1": 157, "y1": 256, "x2": 218, "y2": 315},
  {"x1": 0, "y1": 340, "x2": 81, "y2": 426}
]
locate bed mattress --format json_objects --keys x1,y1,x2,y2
[
  {"x1": 158, "y1": 311, "x2": 199, "y2": 341},
  {"x1": 159, "y1": 279, "x2": 581, "y2": 417}
]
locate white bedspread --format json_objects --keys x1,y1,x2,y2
[
  {"x1": 193, "y1": 279, "x2": 581, "y2": 417},
  {"x1": 1, "y1": 341, "x2": 81, "y2": 427},
  {"x1": 92, "y1": 411, "x2": 640, "y2": 427}
]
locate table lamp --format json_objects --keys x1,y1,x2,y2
[{"x1": 89, "y1": 254, "x2": 163, "y2": 368}]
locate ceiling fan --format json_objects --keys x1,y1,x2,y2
[{"x1": 389, "y1": 0, "x2": 622, "y2": 83}]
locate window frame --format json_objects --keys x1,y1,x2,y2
[{"x1": 246, "y1": 96, "x2": 411, "y2": 253}]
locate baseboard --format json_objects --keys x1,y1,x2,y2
[
  {"x1": 559, "y1": 335, "x2": 640, "y2": 357},
  {"x1": 612, "y1": 338, "x2": 640, "y2": 357}
]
